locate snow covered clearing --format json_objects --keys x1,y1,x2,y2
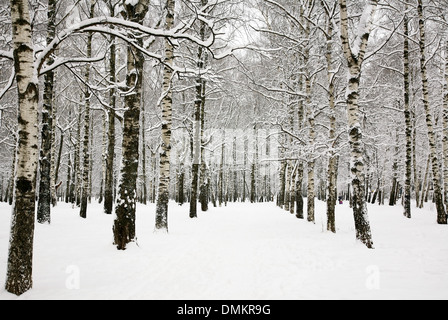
[{"x1": 0, "y1": 200, "x2": 447, "y2": 300}]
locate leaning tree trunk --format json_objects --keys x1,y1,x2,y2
[
  {"x1": 37, "y1": 0, "x2": 56, "y2": 224},
  {"x1": 338, "y1": 0, "x2": 377, "y2": 248},
  {"x1": 155, "y1": 0, "x2": 175, "y2": 231},
  {"x1": 417, "y1": 0, "x2": 447, "y2": 224},
  {"x1": 403, "y1": 7, "x2": 412, "y2": 219},
  {"x1": 113, "y1": 0, "x2": 149, "y2": 249},
  {"x1": 419, "y1": 156, "x2": 431, "y2": 209},
  {"x1": 5, "y1": 0, "x2": 40, "y2": 296}
]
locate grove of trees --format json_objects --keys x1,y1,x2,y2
[{"x1": 1, "y1": 0, "x2": 448, "y2": 295}]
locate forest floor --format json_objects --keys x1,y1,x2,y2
[{"x1": 0, "y1": 199, "x2": 447, "y2": 300}]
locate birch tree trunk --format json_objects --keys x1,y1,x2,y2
[
  {"x1": 199, "y1": 75, "x2": 209, "y2": 212},
  {"x1": 296, "y1": 82, "x2": 305, "y2": 219},
  {"x1": 325, "y1": 12, "x2": 338, "y2": 232},
  {"x1": 412, "y1": 105, "x2": 421, "y2": 207},
  {"x1": 419, "y1": 156, "x2": 431, "y2": 209},
  {"x1": 79, "y1": 0, "x2": 95, "y2": 219},
  {"x1": 278, "y1": 143, "x2": 286, "y2": 208},
  {"x1": 296, "y1": 162, "x2": 304, "y2": 219},
  {"x1": 417, "y1": 0, "x2": 447, "y2": 224},
  {"x1": 251, "y1": 125, "x2": 258, "y2": 203},
  {"x1": 306, "y1": 104, "x2": 315, "y2": 223},
  {"x1": 155, "y1": 0, "x2": 175, "y2": 231},
  {"x1": 284, "y1": 162, "x2": 291, "y2": 210},
  {"x1": 303, "y1": 6, "x2": 315, "y2": 223},
  {"x1": 113, "y1": 0, "x2": 149, "y2": 248},
  {"x1": 190, "y1": 113, "x2": 200, "y2": 216},
  {"x1": 243, "y1": 135, "x2": 248, "y2": 202},
  {"x1": 141, "y1": 82, "x2": 148, "y2": 205},
  {"x1": 189, "y1": 0, "x2": 208, "y2": 218},
  {"x1": 233, "y1": 136, "x2": 238, "y2": 201},
  {"x1": 5, "y1": 0, "x2": 40, "y2": 295},
  {"x1": 389, "y1": 131, "x2": 399, "y2": 206},
  {"x1": 50, "y1": 101, "x2": 57, "y2": 206},
  {"x1": 37, "y1": 0, "x2": 56, "y2": 224},
  {"x1": 74, "y1": 102, "x2": 82, "y2": 206},
  {"x1": 218, "y1": 129, "x2": 225, "y2": 207},
  {"x1": 443, "y1": 40, "x2": 448, "y2": 211},
  {"x1": 403, "y1": 6, "x2": 412, "y2": 218},
  {"x1": 290, "y1": 165, "x2": 296, "y2": 214},
  {"x1": 338, "y1": 0, "x2": 377, "y2": 248},
  {"x1": 104, "y1": 31, "x2": 117, "y2": 214},
  {"x1": 99, "y1": 105, "x2": 107, "y2": 204}
]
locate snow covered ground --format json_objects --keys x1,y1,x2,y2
[{"x1": 0, "y1": 200, "x2": 447, "y2": 300}]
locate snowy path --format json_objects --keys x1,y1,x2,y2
[{"x1": 0, "y1": 200, "x2": 447, "y2": 300}]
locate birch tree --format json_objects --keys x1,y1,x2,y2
[
  {"x1": 37, "y1": 0, "x2": 57, "y2": 224},
  {"x1": 5, "y1": 0, "x2": 40, "y2": 295},
  {"x1": 104, "y1": 0, "x2": 119, "y2": 215},
  {"x1": 338, "y1": 0, "x2": 377, "y2": 248},
  {"x1": 403, "y1": 1, "x2": 412, "y2": 219},
  {"x1": 189, "y1": 0, "x2": 209, "y2": 219},
  {"x1": 155, "y1": 0, "x2": 175, "y2": 232},
  {"x1": 322, "y1": 1, "x2": 339, "y2": 232},
  {"x1": 80, "y1": 0, "x2": 96, "y2": 219},
  {"x1": 417, "y1": 0, "x2": 447, "y2": 224},
  {"x1": 443, "y1": 39, "x2": 448, "y2": 211}
]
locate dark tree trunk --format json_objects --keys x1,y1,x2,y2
[
  {"x1": 104, "y1": 3, "x2": 117, "y2": 215},
  {"x1": 295, "y1": 163, "x2": 304, "y2": 219},
  {"x1": 37, "y1": 0, "x2": 56, "y2": 224},
  {"x1": 113, "y1": 0, "x2": 149, "y2": 248},
  {"x1": 278, "y1": 160, "x2": 287, "y2": 208},
  {"x1": 403, "y1": 6, "x2": 412, "y2": 218},
  {"x1": 178, "y1": 170, "x2": 185, "y2": 205}
]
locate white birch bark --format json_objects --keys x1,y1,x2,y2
[
  {"x1": 443, "y1": 40, "x2": 448, "y2": 211},
  {"x1": 417, "y1": 0, "x2": 447, "y2": 224},
  {"x1": 79, "y1": 0, "x2": 95, "y2": 219},
  {"x1": 155, "y1": 0, "x2": 175, "y2": 231},
  {"x1": 338, "y1": 0, "x2": 377, "y2": 248},
  {"x1": 5, "y1": 0, "x2": 40, "y2": 295}
]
